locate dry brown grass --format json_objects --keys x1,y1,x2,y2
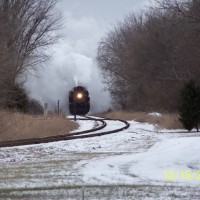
[
  {"x1": 0, "y1": 110, "x2": 78, "y2": 142},
  {"x1": 100, "y1": 111, "x2": 182, "y2": 130}
]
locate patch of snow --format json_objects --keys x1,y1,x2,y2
[
  {"x1": 148, "y1": 112, "x2": 162, "y2": 117},
  {"x1": 0, "y1": 116, "x2": 200, "y2": 191},
  {"x1": 81, "y1": 136, "x2": 200, "y2": 186}
]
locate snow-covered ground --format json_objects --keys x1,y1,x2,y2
[{"x1": 0, "y1": 117, "x2": 200, "y2": 199}]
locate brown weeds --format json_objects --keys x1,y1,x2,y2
[
  {"x1": 0, "y1": 111, "x2": 78, "y2": 142},
  {"x1": 101, "y1": 111, "x2": 182, "y2": 130}
]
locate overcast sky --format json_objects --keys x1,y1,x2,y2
[{"x1": 25, "y1": 0, "x2": 150, "y2": 114}]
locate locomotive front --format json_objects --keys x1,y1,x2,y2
[{"x1": 69, "y1": 86, "x2": 90, "y2": 115}]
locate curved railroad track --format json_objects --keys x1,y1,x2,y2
[{"x1": 0, "y1": 116, "x2": 130, "y2": 148}]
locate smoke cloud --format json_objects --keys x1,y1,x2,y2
[
  {"x1": 25, "y1": 15, "x2": 110, "y2": 113},
  {"x1": 25, "y1": 0, "x2": 149, "y2": 114}
]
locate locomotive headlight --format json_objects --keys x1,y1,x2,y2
[
  {"x1": 77, "y1": 93, "x2": 83, "y2": 99},
  {"x1": 72, "y1": 90, "x2": 86, "y2": 103}
]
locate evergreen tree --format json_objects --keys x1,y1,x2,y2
[
  {"x1": 5, "y1": 84, "x2": 30, "y2": 113},
  {"x1": 179, "y1": 80, "x2": 200, "y2": 132},
  {"x1": 29, "y1": 99, "x2": 44, "y2": 115}
]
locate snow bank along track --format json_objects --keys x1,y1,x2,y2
[{"x1": 0, "y1": 116, "x2": 130, "y2": 148}]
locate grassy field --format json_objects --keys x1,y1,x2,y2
[
  {"x1": 0, "y1": 151, "x2": 199, "y2": 200},
  {"x1": 1, "y1": 184, "x2": 200, "y2": 199},
  {"x1": 0, "y1": 110, "x2": 78, "y2": 142},
  {"x1": 0, "y1": 112, "x2": 200, "y2": 199}
]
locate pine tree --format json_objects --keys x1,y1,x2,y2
[{"x1": 179, "y1": 80, "x2": 200, "y2": 132}]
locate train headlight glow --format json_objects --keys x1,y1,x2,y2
[
  {"x1": 72, "y1": 90, "x2": 86, "y2": 103},
  {"x1": 77, "y1": 93, "x2": 83, "y2": 99}
]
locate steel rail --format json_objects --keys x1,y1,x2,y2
[
  {"x1": 0, "y1": 116, "x2": 129, "y2": 148},
  {"x1": 63, "y1": 117, "x2": 130, "y2": 140},
  {"x1": 67, "y1": 116, "x2": 107, "y2": 135}
]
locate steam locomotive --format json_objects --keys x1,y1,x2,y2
[{"x1": 69, "y1": 86, "x2": 90, "y2": 115}]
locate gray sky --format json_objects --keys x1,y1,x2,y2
[{"x1": 26, "y1": 0, "x2": 150, "y2": 113}]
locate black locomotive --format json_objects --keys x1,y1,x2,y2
[{"x1": 69, "y1": 86, "x2": 90, "y2": 115}]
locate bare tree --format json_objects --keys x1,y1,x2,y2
[
  {"x1": 0, "y1": 0, "x2": 62, "y2": 108},
  {"x1": 97, "y1": 15, "x2": 143, "y2": 109},
  {"x1": 1, "y1": 0, "x2": 62, "y2": 77},
  {"x1": 155, "y1": 0, "x2": 200, "y2": 82},
  {"x1": 97, "y1": 0, "x2": 200, "y2": 112}
]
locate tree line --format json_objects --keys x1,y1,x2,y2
[
  {"x1": 97, "y1": 0, "x2": 200, "y2": 112},
  {"x1": 0, "y1": 0, "x2": 62, "y2": 113}
]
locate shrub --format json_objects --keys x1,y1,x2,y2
[
  {"x1": 5, "y1": 84, "x2": 30, "y2": 113},
  {"x1": 29, "y1": 99, "x2": 44, "y2": 115},
  {"x1": 179, "y1": 80, "x2": 200, "y2": 132}
]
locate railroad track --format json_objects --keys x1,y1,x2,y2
[{"x1": 0, "y1": 116, "x2": 130, "y2": 148}]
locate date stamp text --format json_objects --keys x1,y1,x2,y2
[{"x1": 164, "y1": 170, "x2": 200, "y2": 181}]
